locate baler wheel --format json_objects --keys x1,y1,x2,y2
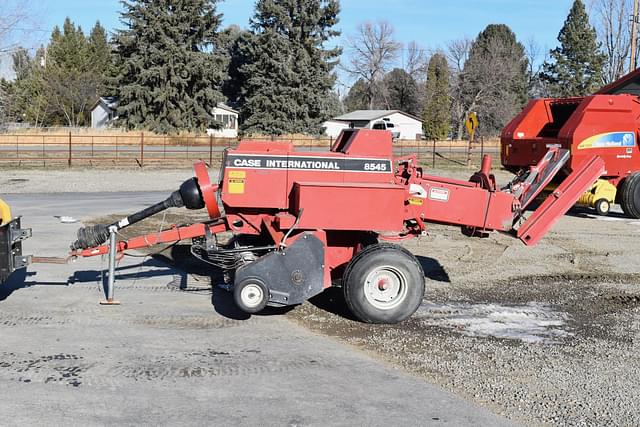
[
  {"x1": 234, "y1": 278, "x2": 269, "y2": 314},
  {"x1": 342, "y1": 243, "x2": 425, "y2": 324},
  {"x1": 595, "y1": 198, "x2": 610, "y2": 216},
  {"x1": 619, "y1": 173, "x2": 640, "y2": 218}
]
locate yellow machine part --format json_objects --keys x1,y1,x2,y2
[
  {"x1": 576, "y1": 179, "x2": 617, "y2": 208},
  {"x1": 0, "y1": 198, "x2": 12, "y2": 226}
]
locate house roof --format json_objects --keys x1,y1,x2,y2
[
  {"x1": 216, "y1": 103, "x2": 239, "y2": 115},
  {"x1": 332, "y1": 110, "x2": 422, "y2": 123},
  {"x1": 92, "y1": 96, "x2": 119, "y2": 111}
]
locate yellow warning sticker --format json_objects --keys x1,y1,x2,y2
[
  {"x1": 228, "y1": 170, "x2": 246, "y2": 194},
  {"x1": 228, "y1": 179, "x2": 245, "y2": 194},
  {"x1": 408, "y1": 198, "x2": 424, "y2": 206}
]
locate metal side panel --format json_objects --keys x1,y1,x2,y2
[
  {"x1": 234, "y1": 233, "x2": 325, "y2": 306},
  {"x1": 0, "y1": 217, "x2": 32, "y2": 284},
  {"x1": 517, "y1": 156, "x2": 606, "y2": 246}
]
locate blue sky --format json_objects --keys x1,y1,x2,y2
[{"x1": 3, "y1": 0, "x2": 576, "y2": 82}]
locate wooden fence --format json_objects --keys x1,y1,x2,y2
[{"x1": 0, "y1": 132, "x2": 499, "y2": 168}]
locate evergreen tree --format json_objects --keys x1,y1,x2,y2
[
  {"x1": 46, "y1": 18, "x2": 101, "y2": 126},
  {"x1": 239, "y1": 0, "x2": 341, "y2": 135},
  {"x1": 541, "y1": 0, "x2": 606, "y2": 96},
  {"x1": 221, "y1": 25, "x2": 253, "y2": 108},
  {"x1": 6, "y1": 47, "x2": 50, "y2": 126},
  {"x1": 113, "y1": 0, "x2": 226, "y2": 133},
  {"x1": 383, "y1": 68, "x2": 419, "y2": 115},
  {"x1": 422, "y1": 53, "x2": 451, "y2": 140},
  {"x1": 343, "y1": 78, "x2": 369, "y2": 111},
  {"x1": 88, "y1": 21, "x2": 112, "y2": 93},
  {"x1": 459, "y1": 24, "x2": 528, "y2": 136}
]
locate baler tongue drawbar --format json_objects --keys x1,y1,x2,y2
[{"x1": 71, "y1": 177, "x2": 205, "y2": 251}]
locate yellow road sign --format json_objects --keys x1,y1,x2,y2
[{"x1": 465, "y1": 112, "x2": 479, "y2": 140}]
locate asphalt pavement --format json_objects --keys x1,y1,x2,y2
[{"x1": 0, "y1": 192, "x2": 512, "y2": 426}]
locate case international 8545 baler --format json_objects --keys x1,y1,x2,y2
[
  {"x1": 18, "y1": 128, "x2": 599, "y2": 324},
  {"x1": 502, "y1": 68, "x2": 640, "y2": 217}
]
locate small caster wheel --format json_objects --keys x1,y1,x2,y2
[
  {"x1": 234, "y1": 278, "x2": 269, "y2": 313},
  {"x1": 595, "y1": 198, "x2": 610, "y2": 216}
]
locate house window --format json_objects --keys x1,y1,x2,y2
[{"x1": 215, "y1": 113, "x2": 237, "y2": 129}]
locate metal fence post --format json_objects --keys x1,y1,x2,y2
[
  {"x1": 68, "y1": 132, "x2": 72, "y2": 167},
  {"x1": 140, "y1": 132, "x2": 144, "y2": 168},
  {"x1": 42, "y1": 135, "x2": 45, "y2": 167},
  {"x1": 209, "y1": 135, "x2": 213, "y2": 165},
  {"x1": 432, "y1": 140, "x2": 436, "y2": 168}
]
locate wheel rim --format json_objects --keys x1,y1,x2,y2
[
  {"x1": 240, "y1": 283, "x2": 264, "y2": 309},
  {"x1": 598, "y1": 200, "x2": 610, "y2": 213},
  {"x1": 363, "y1": 265, "x2": 408, "y2": 310}
]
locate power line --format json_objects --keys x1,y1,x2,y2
[{"x1": 0, "y1": 26, "x2": 50, "y2": 33}]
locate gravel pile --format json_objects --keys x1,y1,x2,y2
[{"x1": 289, "y1": 276, "x2": 640, "y2": 426}]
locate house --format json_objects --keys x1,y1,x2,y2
[
  {"x1": 90, "y1": 98, "x2": 239, "y2": 136},
  {"x1": 323, "y1": 110, "x2": 423, "y2": 140},
  {"x1": 91, "y1": 96, "x2": 119, "y2": 129},
  {"x1": 207, "y1": 103, "x2": 239, "y2": 138}
]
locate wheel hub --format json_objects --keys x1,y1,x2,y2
[
  {"x1": 240, "y1": 283, "x2": 264, "y2": 308},
  {"x1": 364, "y1": 266, "x2": 408, "y2": 310}
]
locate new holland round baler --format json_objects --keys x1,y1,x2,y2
[{"x1": 502, "y1": 68, "x2": 640, "y2": 217}]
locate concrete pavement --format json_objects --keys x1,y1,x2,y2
[{"x1": 0, "y1": 192, "x2": 513, "y2": 426}]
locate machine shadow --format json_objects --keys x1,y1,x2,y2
[
  {"x1": 416, "y1": 256, "x2": 451, "y2": 283},
  {"x1": 564, "y1": 206, "x2": 627, "y2": 220},
  {"x1": 0, "y1": 269, "x2": 34, "y2": 301},
  {"x1": 308, "y1": 255, "x2": 450, "y2": 321}
]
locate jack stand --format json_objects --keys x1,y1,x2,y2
[{"x1": 100, "y1": 226, "x2": 120, "y2": 305}]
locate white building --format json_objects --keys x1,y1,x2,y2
[
  {"x1": 323, "y1": 110, "x2": 424, "y2": 140},
  {"x1": 207, "y1": 103, "x2": 239, "y2": 138},
  {"x1": 91, "y1": 96, "x2": 119, "y2": 129}
]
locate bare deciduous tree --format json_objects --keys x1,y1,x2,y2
[
  {"x1": 525, "y1": 37, "x2": 549, "y2": 97},
  {"x1": 0, "y1": 0, "x2": 35, "y2": 126},
  {"x1": 591, "y1": 0, "x2": 635, "y2": 84},
  {"x1": 405, "y1": 41, "x2": 429, "y2": 83},
  {"x1": 343, "y1": 21, "x2": 401, "y2": 109},
  {"x1": 447, "y1": 38, "x2": 472, "y2": 139},
  {"x1": 446, "y1": 38, "x2": 472, "y2": 73}
]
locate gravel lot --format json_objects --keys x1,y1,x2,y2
[{"x1": 2, "y1": 166, "x2": 640, "y2": 426}]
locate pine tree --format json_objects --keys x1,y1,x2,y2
[
  {"x1": 88, "y1": 21, "x2": 112, "y2": 93},
  {"x1": 343, "y1": 78, "x2": 369, "y2": 111},
  {"x1": 221, "y1": 25, "x2": 253, "y2": 108},
  {"x1": 383, "y1": 68, "x2": 419, "y2": 115},
  {"x1": 46, "y1": 18, "x2": 101, "y2": 126},
  {"x1": 422, "y1": 53, "x2": 451, "y2": 140},
  {"x1": 541, "y1": 0, "x2": 606, "y2": 96},
  {"x1": 239, "y1": 0, "x2": 341, "y2": 135},
  {"x1": 113, "y1": 0, "x2": 225, "y2": 133}
]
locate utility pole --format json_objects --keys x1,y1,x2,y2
[{"x1": 631, "y1": 0, "x2": 639, "y2": 71}]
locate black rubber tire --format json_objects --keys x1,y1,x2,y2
[
  {"x1": 619, "y1": 173, "x2": 640, "y2": 218},
  {"x1": 342, "y1": 243, "x2": 425, "y2": 324},
  {"x1": 595, "y1": 198, "x2": 610, "y2": 216},
  {"x1": 233, "y1": 278, "x2": 269, "y2": 314}
]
